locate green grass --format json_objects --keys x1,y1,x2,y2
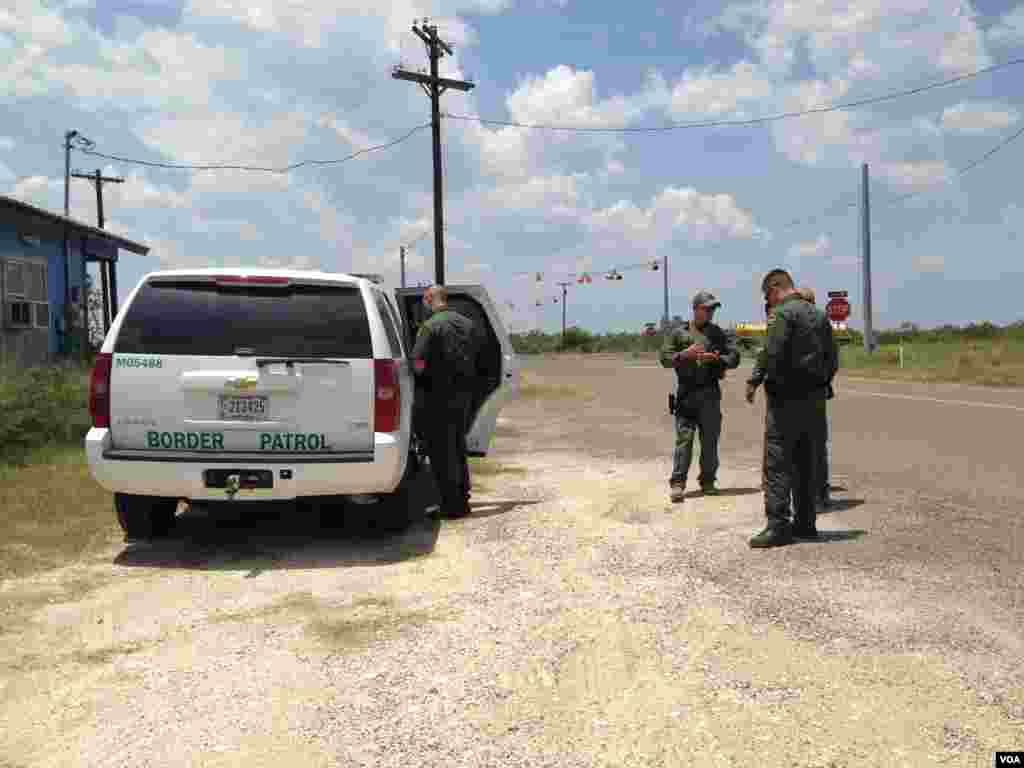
[
  {"x1": 517, "y1": 370, "x2": 597, "y2": 400},
  {"x1": 840, "y1": 337, "x2": 1024, "y2": 386}
]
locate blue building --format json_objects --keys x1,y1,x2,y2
[{"x1": 1, "y1": 194, "x2": 149, "y2": 367}]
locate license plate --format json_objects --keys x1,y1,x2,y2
[{"x1": 218, "y1": 395, "x2": 268, "y2": 421}]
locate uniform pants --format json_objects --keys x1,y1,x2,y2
[
  {"x1": 817, "y1": 399, "x2": 829, "y2": 495},
  {"x1": 670, "y1": 389, "x2": 722, "y2": 489},
  {"x1": 764, "y1": 396, "x2": 821, "y2": 529},
  {"x1": 422, "y1": 390, "x2": 472, "y2": 512}
]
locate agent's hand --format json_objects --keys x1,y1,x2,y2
[
  {"x1": 745, "y1": 382, "x2": 758, "y2": 404},
  {"x1": 683, "y1": 343, "x2": 705, "y2": 361},
  {"x1": 699, "y1": 351, "x2": 720, "y2": 363}
]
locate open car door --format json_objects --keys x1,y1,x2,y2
[{"x1": 395, "y1": 285, "x2": 519, "y2": 457}]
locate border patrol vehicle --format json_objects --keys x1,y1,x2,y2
[{"x1": 85, "y1": 269, "x2": 519, "y2": 538}]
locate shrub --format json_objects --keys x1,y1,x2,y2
[{"x1": 0, "y1": 364, "x2": 91, "y2": 466}]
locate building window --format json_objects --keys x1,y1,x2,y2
[{"x1": 4, "y1": 259, "x2": 49, "y2": 329}]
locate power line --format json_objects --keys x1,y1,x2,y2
[
  {"x1": 875, "y1": 120, "x2": 1024, "y2": 215},
  {"x1": 72, "y1": 123, "x2": 432, "y2": 173},
  {"x1": 445, "y1": 56, "x2": 1024, "y2": 134}
]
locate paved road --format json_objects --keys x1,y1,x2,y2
[
  {"x1": 519, "y1": 355, "x2": 1024, "y2": 504},
  {"x1": 508, "y1": 355, "x2": 1024, "y2": 716}
]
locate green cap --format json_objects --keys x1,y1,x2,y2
[{"x1": 692, "y1": 290, "x2": 721, "y2": 310}]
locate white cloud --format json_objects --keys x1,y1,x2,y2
[
  {"x1": 0, "y1": 137, "x2": 14, "y2": 151},
  {"x1": 941, "y1": 102, "x2": 1020, "y2": 134},
  {"x1": 11, "y1": 175, "x2": 60, "y2": 207},
  {"x1": 463, "y1": 64, "x2": 664, "y2": 180},
  {"x1": 666, "y1": 61, "x2": 774, "y2": 119},
  {"x1": 506, "y1": 65, "x2": 653, "y2": 128},
  {"x1": 588, "y1": 186, "x2": 760, "y2": 244},
  {"x1": 913, "y1": 254, "x2": 946, "y2": 273},
  {"x1": 877, "y1": 161, "x2": 950, "y2": 190},
  {"x1": 0, "y1": 1, "x2": 75, "y2": 49},
  {"x1": 302, "y1": 188, "x2": 355, "y2": 256},
  {"x1": 705, "y1": 0, "x2": 995, "y2": 180},
  {"x1": 317, "y1": 115, "x2": 377, "y2": 149},
  {"x1": 185, "y1": 0, "x2": 509, "y2": 51},
  {"x1": 789, "y1": 235, "x2": 830, "y2": 259},
  {"x1": 111, "y1": 171, "x2": 190, "y2": 210},
  {"x1": 479, "y1": 173, "x2": 588, "y2": 215},
  {"x1": 989, "y1": 5, "x2": 1024, "y2": 44},
  {"x1": 715, "y1": 0, "x2": 988, "y2": 81},
  {"x1": 1, "y1": 21, "x2": 243, "y2": 108}
]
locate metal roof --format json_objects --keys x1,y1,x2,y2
[{"x1": 0, "y1": 193, "x2": 150, "y2": 255}]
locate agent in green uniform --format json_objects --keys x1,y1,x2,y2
[
  {"x1": 412, "y1": 285, "x2": 480, "y2": 519},
  {"x1": 659, "y1": 290, "x2": 740, "y2": 503},
  {"x1": 796, "y1": 287, "x2": 839, "y2": 509},
  {"x1": 746, "y1": 270, "x2": 837, "y2": 548}
]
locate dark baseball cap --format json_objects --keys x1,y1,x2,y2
[{"x1": 692, "y1": 290, "x2": 721, "y2": 309}]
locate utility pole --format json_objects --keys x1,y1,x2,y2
[
  {"x1": 556, "y1": 281, "x2": 571, "y2": 345},
  {"x1": 662, "y1": 254, "x2": 669, "y2": 330},
  {"x1": 393, "y1": 20, "x2": 475, "y2": 286},
  {"x1": 63, "y1": 131, "x2": 76, "y2": 360},
  {"x1": 861, "y1": 163, "x2": 875, "y2": 353},
  {"x1": 400, "y1": 246, "x2": 407, "y2": 288},
  {"x1": 72, "y1": 169, "x2": 124, "y2": 333}
]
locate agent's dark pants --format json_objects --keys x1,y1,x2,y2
[
  {"x1": 670, "y1": 388, "x2": 722, "y2": 489},
  {"x1": 764, "y1": 396, "x2": 821, "y2": 529},
  {"x1": 421, "y1": 390, "x2": 473, "y2": 512}
]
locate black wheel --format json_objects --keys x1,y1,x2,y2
[
  {"x1": 374, "y1": 452, "x2": 422, "y2": 533},
  {"x1": 114, "y1": 493, "x2": 178, "y2": 540}
]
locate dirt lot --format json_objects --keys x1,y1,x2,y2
[{"x1": 1, "y1": 355, "x2": 1021, "y2": 767}]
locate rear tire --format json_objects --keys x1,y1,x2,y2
[
  {"x1": 375, "y1": 452, "x2": 422, "y2": 533},
  {"x1": 114, "y1": 493, "x2": 178, "y2": 540}
]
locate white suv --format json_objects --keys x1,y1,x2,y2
[{"x1": 85, "y1": 268, "x2": 519, "y2": 539}]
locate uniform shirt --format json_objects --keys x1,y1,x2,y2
[
  {"x1": 749, "y1": 295, "x2": 838, "y2": 400},
  {"x1": 659, "y1": 321, "x2": 740, "y2": 393},
  {"x1": 412, "y1": 307, "x2": 479, "y2": 394}
]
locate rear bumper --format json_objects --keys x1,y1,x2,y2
[{"x1": 85, "y1": 428, "x2": 408, "y2": 501}]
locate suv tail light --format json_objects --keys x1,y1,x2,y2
[
  {"x1": 374, "y1": 359, "x2": 401, "y2": 433},
  {"x1": 89, "y1": 352, "x2": 113, "y2": 428}
]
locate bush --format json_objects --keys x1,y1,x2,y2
[{"x1": 0, "y1": 364, "x2": 92, "y2": 466}]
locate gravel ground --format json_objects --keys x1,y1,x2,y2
[{"x1": 1, "y1": 360, "x2": 1022, "y2": 767}]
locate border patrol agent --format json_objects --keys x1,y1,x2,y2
[
  {"x1": 795, "y1": 287, "x2": 839, "y2": 509},
  {"x1": 659, "y1": 290, "x2": 740, "y2": 503},
  {"x1": 746, "y1": 270, "x2": 837, "y2": 547},
  {"x1": 412, "y1": 285, "x2": 479, "y2": 519}
]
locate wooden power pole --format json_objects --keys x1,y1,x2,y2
[
  {"x1": 393, "y1": 20, "x2": 475, "y2": 286},
  {"x1": 556, "y1": 281, "x2": 571, "y2": 345},
  {"x1": 72, "y1": 168, "x2": 124, "y2": 334}
]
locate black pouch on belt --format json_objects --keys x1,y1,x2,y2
[{"x1": 668, "y1": 392, "x2": 676, "y2": 415}]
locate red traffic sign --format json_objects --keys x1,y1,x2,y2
[{"x1": 826, "y1": 297, "x2": 851, "y2": 322}]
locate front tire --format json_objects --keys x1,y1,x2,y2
[{"x1": 114, "y1": 493, "x2": 178, "y2": 540}]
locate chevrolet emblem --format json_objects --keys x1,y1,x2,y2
[{"x1": 227, "y1": 375, "x2": 259, "y2": 391}]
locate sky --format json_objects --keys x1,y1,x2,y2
[{"x1": 2, "y1": 0, "x2": 1024, "y2": 334}]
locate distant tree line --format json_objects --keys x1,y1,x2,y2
[{"x1": 511, "y1": 320, "x2": 1024, "y2": 355}]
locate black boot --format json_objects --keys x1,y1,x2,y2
[{"x1": 749, "y1": 524, "x2": 794, "y2": 548}]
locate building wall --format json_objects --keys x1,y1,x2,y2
[{"x1": 0, "y1": 211, "x2": 89, "y2": 367}]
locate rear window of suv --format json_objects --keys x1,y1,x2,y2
[{"x1": 114, "y1": 280, "x2": 373, "y2": 358}]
